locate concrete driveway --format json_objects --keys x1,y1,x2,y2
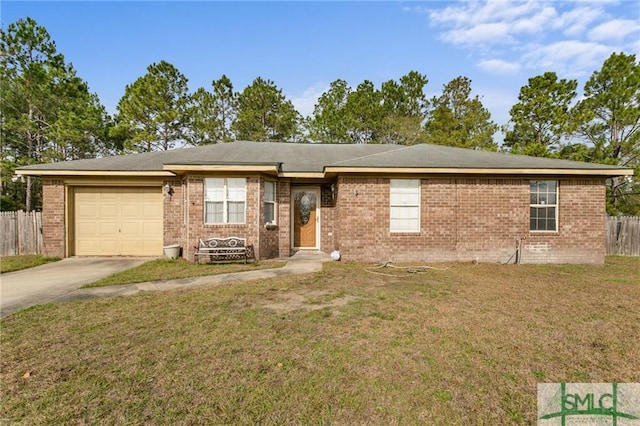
[{"x1": 0, "y1": 257, "x2": 148, "y2": 318}]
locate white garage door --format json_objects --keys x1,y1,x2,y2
[{"x1": 74, "y1": 187, "x2": 163, "y2": 256}]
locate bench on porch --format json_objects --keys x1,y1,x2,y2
[{"x1": 194, "y1": 236, "x2": 255, "y2": 263}]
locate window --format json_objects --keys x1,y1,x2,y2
[
  {"x1": 264, "y1": 181, "x2": 276, "y2": 224},
  {"x1": 390, "y1": 179, "x2": 420, "y2": 232},
  {"x1": 530, "y1": 180, "x2": 558, "y2": 232},
  {"x1": 204, "y1": 178, "x2": 246, "y2": 224}
]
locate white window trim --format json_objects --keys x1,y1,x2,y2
[
  {"x1": 264, "y1": 181, "x2": 277, "y2": 225},
  {"x1": 204, "y1": 178, "x2": 246, "y2": 224},
  {"x1": 390, "y1": 179, "x2": 421, "y2": 233},
  {"x1": 530, "y1": 180, "x2": 559, "y2": 233}
]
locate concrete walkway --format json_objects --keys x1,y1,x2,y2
[
  {"x1": 0, "y1": 257, "x2": 148, "y2": 318},
  {"x1": 1, "y1": 251, "x2": 331, "y2": 317}
]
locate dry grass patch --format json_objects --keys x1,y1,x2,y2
[
  {"x1": 1, "y1": 257, "x2": 638, "y2": 424},
  {"x1": 83, "y1": 258, "x2": 286, "y2": 288},
  {"x1": 0, "y1": 255, "x2": 60, "y2": 274}
]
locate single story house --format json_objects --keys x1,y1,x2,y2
[{"x1": 16, "y1": 141, "x2": 632, "y2": 264}]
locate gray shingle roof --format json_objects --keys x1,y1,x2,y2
[{"x1": 17, "y1": 140, "x2": 631, "y2": 175}]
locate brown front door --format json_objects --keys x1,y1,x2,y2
[{"x1": 293, "y1": 188, "x2": 318, "y2": 248}]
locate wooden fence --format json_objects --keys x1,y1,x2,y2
[
  {"x1": 0, "y1": 210, "x2": 43, "y2": 257},
  {"x1": 606, "y1": 216, "x2": 640, "y2": 256}
]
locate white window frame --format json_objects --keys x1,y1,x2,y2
[
  {"x1": 390, "y1": 179, "x2": 421, "y2": 233},
  {"x1": 264, "y1": 181, "x2": 277, "y2": 225},
  {"x1": 204, "y1": 178, "x2": 246, "y2": 224},
  {"x1": 530, "y1": 180, "x2": 558, "y2": 232}
]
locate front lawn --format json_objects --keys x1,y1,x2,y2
[
  {"x1": 1, "y1": 256, "x2": 638, "y2": 424},
  {"x1": 83, "y1": 258, "x2": 287, "y2": 288},
  {"x1": 0, "y1": 254, "x2": 60, "y2": 274}
]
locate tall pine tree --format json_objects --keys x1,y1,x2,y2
[
  {"x1": 115, "y1": 60, "x2": 190, "y2": 152},
  {"x1": 1, "y1": 17, "x2": 111, "y2": 210},
  {"x1": 424, "y1": 76, "x2": 497, "y2": 150}
]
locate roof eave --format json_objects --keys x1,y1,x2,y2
[
  {"x1": 164, "y1": 164, "x2": 280, "y2": 175},
  {"x1": 15, "y1": 169, "x2": 176, "y2": 177},
  {"x1": 323, "y1": 167, "x2": 634, "y2": 177}
]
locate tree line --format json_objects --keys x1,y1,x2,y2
[{"x1": 2, "y1": 18, "x2": 639, "y2": 213}]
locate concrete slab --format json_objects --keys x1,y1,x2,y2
[
  {"x1": 54, "y1": 251, "x2": 333, "y2": 303},
  {"x1": 0, "y1": 257, "x2": 148, "y2": 318},
  {"x1": 1, "y1": 252, "x2": 333, "y2": 318}
]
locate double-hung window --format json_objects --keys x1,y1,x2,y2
[
  {"x1": 390, "y1": 179, "x2": 420, "y2": 233},
  {"x1": 530, "y1": 180, "x2": 558, "y2": 232},
  {"x1": 264, "y1": 181, "x2": 276, "y2": 224},
  {"x1": 204, "y1": 178, "x2": 246, "y2": 224}
]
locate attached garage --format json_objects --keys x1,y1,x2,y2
[{"x1": 73, "y1": 187, "x2": 163, "y2": 256}]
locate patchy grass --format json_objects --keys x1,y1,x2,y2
[
  {"x1": 1, "y1": 257, "x2": 638, "y2": 424},
  {"x1": 0, "y1": 254, "x2": 60, "y2": 274},
  {"x1": 82, "y1": 258, "x2": 287, "y2": 288}
]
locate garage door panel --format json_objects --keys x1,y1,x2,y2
[
  {"x1": 76, "y1": 240, "x2": 99, "y2": 255},
  {"x1": 77, "y1": 220, "x2": 98, "y2": 234},
  {"x1": 121, "y1": 190, "x2": 143, "y2": 201},
  {"x1": 99, "y1": 240, "x2": 119, "y2": 255},
  {"x1": 100, "y1": 205, "x2": 118, "y2": 218},
  {"x1": 143, "y1": 204, "x2": 162, "y2": 217},
  {"x1": 121, "y1": 205, "x2": 141, "y2": 218},
  {"x1": 77, "y1": 205, "x2": 98, "y2": 218},
  {"x1": 143, "y1": 222, "x2": 162, "y2": 234},
  {"x1": 99, "y1": 221, "x2": 119, "y2": 233},
  {"x1": 75, "y1": 187, "x2": 162, "y2": 256},
  {"x1": 120, "y1": 239, "x2": 143, "y2": 256},
  {"x1": 99, "y1": 191, "x2": 119, "y2": 200},
  {"x1": 121, "y1": 221, "x2": 141, "y2": 235}
]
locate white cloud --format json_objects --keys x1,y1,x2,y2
[
  {"x1": 557, "y1": 6, "x2": 605, "y2": 37},
  {"x1": 511, "y1": 6, "x2": 558, "y2": 34},
  {"x1": 588, "y1": 19, "x2": 640, "y2": 42},
  {"x1": 429, "y1": 0, "x2": 541, "y2": 27},
  {"x1": 429, "y1": 1, "x2": 554, "y2": 48},
  {"x1": 522, "y1": 40, "x2": 613, "y2": 76},
  {"x1": 441, "y1": 22, "x2": 515, "y2": 47},
  {"x1": 288, "y1": 83, "x2": 328, "y2": 118},
  {"x1": 477, "y1": 59, "x2": 521, "y2": 75},
  {"x1": 421, "y1": 0, "x2": 636, "y2": 78},
  {"x1": 402, "y1": 5, "x2": 429, "y2": 16}
]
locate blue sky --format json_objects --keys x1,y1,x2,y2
[{"x1": 2, "y1": 1, "x2": 639, "y2": 132}]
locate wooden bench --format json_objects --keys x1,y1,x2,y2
[{"x1": 194, "y1": 237, "x2": 254, "y2": 263}]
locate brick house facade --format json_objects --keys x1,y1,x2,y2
[
  {"x1": 23, "y1": 142, "x2": 630, "y2": 264},
  {"x1": 335, "y1": 176, "x2": 605, "y2": 263}
]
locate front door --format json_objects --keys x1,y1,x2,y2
[{"x1": 292, "y1": 188, "x2": 319, "y2": 249}]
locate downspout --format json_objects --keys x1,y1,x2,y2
[
  {"x1": 256, "y1": 176, "x2": 260, "y2": 261},
  {"x1": 185, "y1": 177, "x2": 190, "y2": 260}
]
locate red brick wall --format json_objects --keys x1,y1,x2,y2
[
  {"x1": 41, "y1": 175, "x2": 606, "y2": 264},
  {"x1": 523, "y1": 179, "x2": 605, "y2": 264},
  {"x1": 182, "y1": 176, "x2": 296, "y2": 260},
  {"x1": 318, "y1": 185, "x2": 337, "y2": 254},
  {"x1": 336, "y1": 178, "x2": 388, "y2": 258},
  {"x1": 277, "y1": 180, "x2": 291, "y2": 258},
  {"x1": 41, "y1": 179, "x2": 66, "y2": 258},
  {"x1": 259, "y1": 178, "x2": 280, "y2": 259},
  {"x1": 453, "y1": 178, "x2": 528, "y2": 262},
  {"x1": 335, "y1": 176, "x2": 607, "y2": 264},
  {"x1": 163, "y1": 179, "x2": 185, "y2": 251},
  {"x1": 184, "y1": 176, "x2": 261, "y2": 260}
]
